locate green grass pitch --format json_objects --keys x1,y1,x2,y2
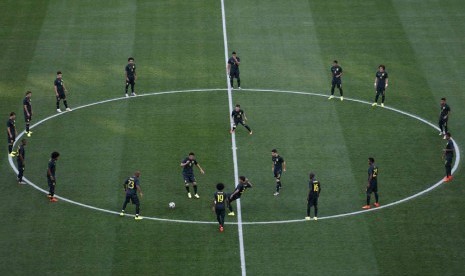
[{"x1": 1, "y1": 0, "x2": 464, "y2": 275}]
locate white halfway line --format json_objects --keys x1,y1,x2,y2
[{"x1": 220, "y1": 1, "x2": 247, "y2": 276}]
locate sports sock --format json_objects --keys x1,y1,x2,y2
[
  {"x1": 307, "y1": 205, "x2": 310, "y2": 216},
  {"x1": 228, "y1": 204, "x2": 233, "y2": 212},
  {"x1": 366, "y1": 195, "x2": 370, "y2": 205},
  {"x1": 381, "y1": 95, "x2": 385, "y2": 103},
  {"x1": 314, "y1": 206, "x2": 318, "y2": 217},
  {"x1": 276, "y1": 181, "x2": 281, "y2": 192},
  {"x1": 131, "y1": 83, "x2": 135, "y2": 93},
  {"x1": 136, "y1": 204, "x2": 140, "y2": 214},
  {"x1": 374, "y1": 193, "x2": 379, "y2": 203},
  {"x1": 8, "y1": 145, "x2": 13, "y2": 153},
  {"x1": 64, "y1": 100, "x2": 68, "y2": 108},
  {"x1": 331, "y1": 85, "x2": 335, "y2": 95},
  {"x1": 193, "y1": 185, "x2": 198, "y2": 194},
  {"x1": 237, "y1": 78, "x2": 241, "y2": 87},
  {"x1": 374, "y1": 94, "x2": 379, "y2": 103},
  {"x1": 339, "y1": 88, "x2": 343, "y2": 96},
  {"x1": 125, "y1": 83, "x2": 129, "y2": 93},
  {"x1": 26, "y1": 123, "x2": 30, "y2": 132},
  {"x1": 230, "y1": 77, "x2": 233, "y2": 88},
  {"x1": 244, "y1": 125, "x2": 251, "y2": 132},
  {"x1": 56, "y1": 101, "x2": 60, "y2": 109},
  {"x1": 185, "y1": 186, "x2": 190, "y2": 193}
]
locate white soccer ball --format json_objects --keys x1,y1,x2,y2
[{"x1": 169, "y1": 202, "x2": 176, "y2": 209}]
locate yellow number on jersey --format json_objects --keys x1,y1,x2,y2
[
  {"x1": 217, "y1": 194, "x2": 224, "y2": 203},
  {"x1": 128, "y1": 179, "x2": 135, "y2": 189},
  {"x1": 313, "y1": 183, "x2": 319, "y2": 192}
]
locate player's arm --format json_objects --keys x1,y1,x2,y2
[
  {"x1": 234, "y1": 58, "x2": 240, "y2": 66},
  {"x1": 180, "y1": 160, "x2": 190, "y2": 167},
  {"x1": 374, "y1": 77, "x2": 378, "y2": 88},
  {"x1": 54, "y1": 84, "x2": 59, "y2": 97},
  {"x1": 227, "y1": 63, "x2": 231, "y2": 75},
  {"x1": 243, "y1": 112, "x2": 248, "y2": 121},
  {"x1": 47, "y1": 168, "x2": 55, "y2": 182},
  {"x1": 444, "y1": 108, "x2": 451, "y2": 119},
  {"x1": 196, "y1": 163, "x2": 205, "y2": 174},
  {"x1": 136, "y1": 184, "x2": 143, "y2": 197},
  {"x1": 125, "y1": 67, "x2": 129, "y2": 81},
  {"x1": 62, "y1": 82, "x2": 67, "y2": 93},
  {"x1": 385, "y1": 78, "x2": 388, "y2": 88},
  {"x1": 7, "y1": 126, "x2": 12, "y2": 138},
  {"x1": 24, "y1": 104, "x2": 30, "y2": 117},
  {"x1": 246, "y1": 179, "x2": 253, "y2": 188},
  {"x1": 283, "y1": 161, "x2": 287, "y2": 172}
]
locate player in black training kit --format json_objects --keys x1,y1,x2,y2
[
  {"x1": 230, "y1": 104, "x2": 252, "y2": 135},
  {"x1": 328, "y1": 60, "x2": 344, "y2": 101},
  {"x1": 439, "y1": 98, "x2": 451, "y2": 139},
  {"x1": 54, "y1": 71, "x2": 71, "y2": 113},
  {"x1": 47, "y1": 151, "x2": 60, "y2": 202},
  {"x1": 305, "y1": 173, "x2": 321, "y2": 221},
  {"x1": 363, "y1": 157, "x2": 380, "y2": 209},
  {"x1": 16, "y1": 139, "x2": 27, "y2": 185},
  {"x1": 227, "y1": 176, "x2": 253, "y2": 216},
  {"x1": 213, "y1": 183, "x2": 226, "y2": 232},
  {"x1": 443, "y1": 132, "x2": 454, "y2": 182},
  {"x1": 372, "y1": 65, "x2": 389, "y2": 107},
  {"x1": 227, "y1": 51, "x2": 241, "y2": 89},
  {"x1": 181, "y1": 152, "x2": 205, "y2": 199},
  {"x1": 272, "y1": 149, "x2": 286, "y2": 196},
  {"x1": 23, "y1": 91, "x2": 33, "y2": 137},
  {"x1": 120, "y1": 171, "x2": 144, "y2": 220},
  {"x1": 125, "y1": 57, "x2": 137, "y2": 97},
  {"x1": 7, "y1": 112, "x2": 17, "y2": 157}
]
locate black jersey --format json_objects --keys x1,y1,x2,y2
[
  {"x1": 214, "y1": 191, "x2": 226, "y2": 210},
  {"x1": 228, "y1": 56, "x2": 240, "y2": 73},
  {"x1": 272, "y1": 155, "x2": 285, "y2": 172},
  {"x1": 54, "y1": 78, "x2": 65, "y2": 94},
  {"x1": 47, "y1": 159, "x2": 57, "y2": 177},
  {"x1": 126, "y1": 63, "x2": 136, "y2": 78},
  {"x1": 308, "y1": 178, "x2": 321, "y2": 198},
  {"x1": 16, "y1": 144, "x2": 25, "y2": 161},
  {"x1": 124, "y1": 176, "x2": 140, "y2": 196},
  {"x1": 232, "y1": 109, "x2": 245, "y2": 121},
  {"x1": 182, "y1": 158, "x2": 198, "y2": 175},
  {"x1": 445, "y1": 140, "x2": 454, "y2": 158},
  {"x1": 331, "y1": 65, "x2": 343, "y2": 80},
  {"x1": 7, "y1": 118, "x2": 15, "y2": 135},
  {"x1": 440, "y1": 104, "x2": 451, "y2": 118},
  {"x1": 375, "y1": 71, "x2": 388, "y2": 88},
  {"x1": 23, "y1": 97, "x2": 32, "y2": 114},
  {"x1": 368, "y1": 164, "x2": 379, "y2": 183}
]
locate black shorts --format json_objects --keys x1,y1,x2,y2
[
  {"x1": 229, "y1": 193, "x2": 240, "y2": 202},
  {"x1": 215, "y1": 208, "x2": 225, "y2": 216},
  {"x1": 7, "y1": 135, "x2": 15, "y2": 144},
  {"x1": 367, "y1": 181, "x2": 378, "y2": 194},
  {"x1": 47, "y1": 176, "x2": 55, "y2": 187},
  {"x1": 229, "y1": 71, "x2": 240, "y2": 79},
  {"x1": 126, "y1": 193, "x2": 140, "y2": 205},
  {"x1": 274, "y1": 170, "x2": 282, "y2": 179},
  {"x1": 439, "y1": 117, "x2": 448, "y2": 125},
  {"x1": 57, "y1": 93, "x2": 66, "y2": 100},
  {"x1": 24, "y1": 113, "x2": 31, "y2": 123},
  {"x1": 307, "y1": 196, "x2": 318, "y2": 207},
  {"x1": 376, "y1": 87, "x2": 385, "y2": 95},
  {"x1": 233, "y1": 119, "x2": 245, "y2": 127},
  {"x1": 127, "y1": 77, "x2": 135, "y2": 85},
  {"x1": 183, "y1": 174, "x2": 196, "y2": 184},
  {"x1": 332, "y1": 78, "x2": 342, "y2": 86}
]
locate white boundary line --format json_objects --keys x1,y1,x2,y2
[
  {"x1": 220, "y1": 1, "x2": 247, "y2": 275},
  {"x1": 7, "y1": 88, "x2": 460, "y2": 226}
]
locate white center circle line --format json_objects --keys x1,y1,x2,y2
[{"x1": 8, "y1": 88, "x2": 460, "y2": 225}]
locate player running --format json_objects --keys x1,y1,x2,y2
[
  {"x1": 181, "y1": 152, "x2": 205, "y2": 199},
  {"x1": 230, "y1": 104, "x2": 252, "y2": 135},
  {"x1": 227, "y1": 176, "x2": 253, "y2": 216},
  {"x1": 120, "y1": 171, "x2": 144, "y2": 220},
  {"x1": 305, "y1": 172, "x2": 321, "y2": 221},
  {"x1": 213, "y1": 183, "x2": 226, "y2": 232},
  {"x1": 328, "y1": 60, "x2": 344, "y2": 101},
  {"x1": 272, "y1": 149, "x2": 286, "y2": 196},
  {"x1": 362, "y1": 157, "x2": 380, "y2": 209},
  {"x1": 372, "y1": 65, "x2": 389, "y2": 107}
]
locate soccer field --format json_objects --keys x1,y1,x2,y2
[{"x1": 1, "y1": 1, "x2": 465, "y2": 275}]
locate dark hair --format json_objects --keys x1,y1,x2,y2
[
  {"x1": 216, "y1": 183, "x2": 225, "y2": 190},
  {"x1": 57, "y1": 71, "x2": 62, "y2": 75},
  {"x1": 441, "y1": 97, "x2": 446, "y2": 101},
  {"x1": 51, "y1": 151, "x2": 60, "y2": 159},
  {"x1": 235, "y1": 104, "x2": 241, "y2": 108},
  {"x1": 10, "y1": 112, "x2": 15, "y2": 116},
  {"x1": 309, "y1": 172, "x2": 315, "y2": 179},
  {"x1": 239, "y1": 176, "x2": 246, "y2": 181},
  {"x1": 446, "y1": 132, "x2": 451, "y2": 137},
  {"x1": 368, "y1": 157, "x2": 375, "y2": 163},
  {"x1": 188, "y1": 152, "x2": 195, "y2": 156},
  {"x1": 26, "y1": 91, "x2": 32, "y2": 95},
  {"x1": 128, "y1": 57, "x2": 134, "y2": 61},
  {"x1": 378, "y1": 65, "x2": 385, "y2": 70},
  {"x1": 232, "y1": 51, "x2": 236, "y2": 55},
  {"x1": 271, "y1": 149, "x2": 277, "y2": 153},
  {"x1": 333, "y1": 60, "x2": 338, "y2": 64}
]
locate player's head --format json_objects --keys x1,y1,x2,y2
[
  {"x1": 309, "y1": 172, "x2": 315, "y2": 179},
  {"x1": 9, "y1": 112, "x2": 15, "y2": 118},
  {"x1": 216, "y1": 183, "x2": 225, "y2": 191},
  {"x1": 239, "y1": 176, "x2": 246, "y2": 182},
  {"x1": 188, "y1": 152, "x2": 195, "y2": 160},
  {"x1": 235, "y1": 104, "x2": 240, "y2": 111},
  {"x1": 440, "y1": 97, "x2": 446, "y2": 105},
  {"x1": 128, "y1": 57, "x2": 134, "y2": 63},
  {"x1": 26, "y1": 91, "x2": 32, "y2": 97},
  {"x1": 51, "y1": 151, "x2": 60, "y2": 160},
  {"x1": 378, "y1": 65, "x2": 385, "y2": 72},
  {"x1": 333, "y1": 60, "x2": 338, "y2": 65},
  {"x1": 56, "y1": 71, "x2": 62, "y2": 78},
  {"x1": 445, "y1": 132, "x2": 452, "y2": 139},
  {"x1": 232, "y1": 51, "x2": 236, "y2": 57},
  {"x1": 368, "y1": 157, "x2": 375, "y2": 165},
  {"x1": 134, "y1": 170, "x2": 141, "y2": 177},
  {"x1": 271, "y1": 149, "x2": 278, "y2": 157}
]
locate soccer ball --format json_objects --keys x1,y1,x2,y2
[{"x1": 168, "y1": 202, "x2": 176, "y2": 209}]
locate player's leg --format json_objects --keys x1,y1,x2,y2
[
  {"x1": 363, "y1": 186, "x2": 372, "y2": 209},
  {"x1": 236, "y1": 72, "x2": 241, "y2": 88},
  {"x1": 306, "y1": 201, "x2": 311, "y2": 217},
  {"x1": 444, "y1": 119, "x2": 448, "y2": 134},
  {"x1": 231, "y1": 121, "x2": 238, "y2": 132},
  {"x1": 8, "y1": 138, "x2": 14, "y2": 155},
  {"x1": 274, "y1": 173, "x2": 282, "y2": 195},
  {"x1": 445, "y1": 159, "x2": 452, "y2": 178},
  {"x1": 229, "y1": 74, "x2": 234, "y2": 88},
  {"x1": 314, "y1": 198, "x2": 318, "y2": 218},
  {"x1": 25, "y1": 116, "x2": 30, "y2": 134},
  {"x1": 48, "y1": 178, "x2": 57, "y2": 202},
  {"x1": 373, "y1": 185, "x2": 379, "y2": 206},
  {"x1": 130, "y1": 78, "x2": 135, "y2": 94},
  {"x1": 330, "y1": 81, "x2": 336, "y2": 96},
  {"x1": 240, "y1": 120, "x2": 252, "y2": 133},
  {"x1": 438, "y1": 118, "x2": 444, "y2": 135},
  {"x1": 56, "y1": 96, "x2": 61, "y2": 111},
  {"x1": 192, "y1": 178, "x2": 199, "y2": 198},
  {"x1": 381, "y1": 90, "x2": 386, "y2": 105},
  {"x1": 374, "y1": 90, "x2": 380, "y2": 103},
  {"x1": 17, "y1": 161, "x2": 24, "y2": 183},
  {"x1": 337, "y1": 83, "x2": 344, "y2": 97}
]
